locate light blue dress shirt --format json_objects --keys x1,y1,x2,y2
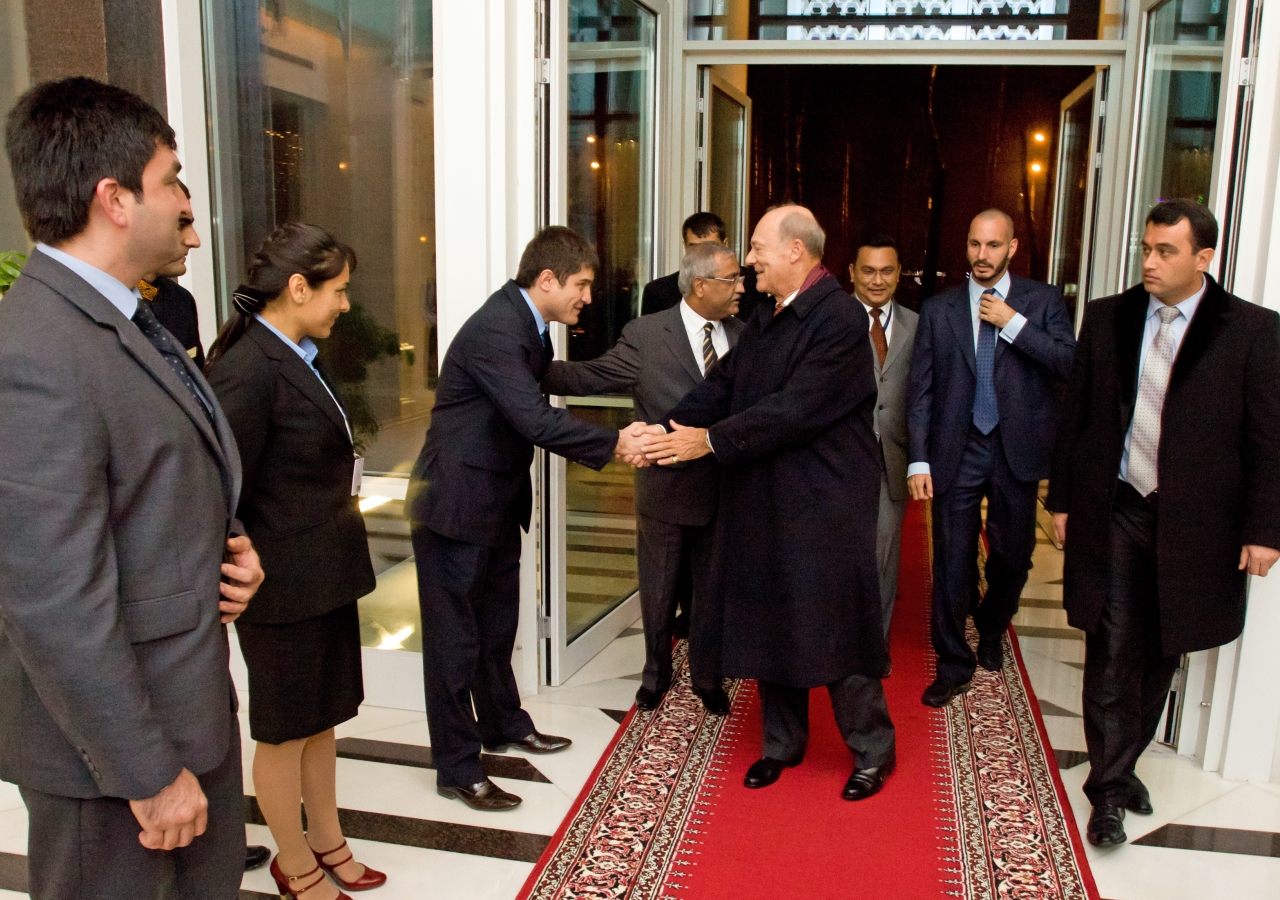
[
  {"x1": 1118, "y1": 278, "x2": 1206, "y2": 483},
  {"x1": 518, "y1": 287, "x2": 548, "y2": 336},
  {"x1": 37, "y1": 243, "x2": 140, "y2": 320},
  {"x1": 254, "y1": 315, "x2": 351, "y2": 442},
  {"x1": 906, "y1": 271, "x2": 1026, "y2": 479}
]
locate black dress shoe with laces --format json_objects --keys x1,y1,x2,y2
[
  {"x1": 976, "y1": 634, "x2": 1004, "y2": 672},
  {"x1": 1086, "y1": 803, "x2": 1127, "y2": 846},
  {"x1": 842, "y1": 752, "x2": 896, "y2": 801},
  {"x1": 245, "y1": 844, "x2": 271, "y2": 871},
  {"x1": 437, "y1": 778, "x2": 523, "y2": 810},
  {"x1": 921, "y1": 677, "x2": 973, "y2": 708},
  {"x1": 483, "y1": 730, "x2": 572, "y2": 754},
  {"x1": 1125, "y1": 775, "x2": 1154, "y2": 815},
  {"x1": 635, "y1": 686, "x2": 665, "y2": 711},
  {"x1": 696, "y1": 687, "x2": 731, "y2": 716},
  {"x1": 743, "y1": 756, "x2": 802, "y2": 789}
]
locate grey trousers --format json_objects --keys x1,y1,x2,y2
[
  {"x1": 876, "y1": 473, "x2": 907, "y2": 644},
  {"x1": 20, "y1": 716, "x2": 246, "y2": 900},
  {"x1": 759, "y1": 675, "x2": 896, "y2": 768}
]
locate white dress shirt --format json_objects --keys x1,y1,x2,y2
[
  {"x1": 1118, "y1": 277, "x2": 1206, "y2": 483},
  {"x1": 255, "y1": 314, "x2": 352, "y2": 442},
  {"x1": 679, "y1": 300, "x2": 729, "y2": 376},
  {"x1": 37, "y1": 242, "x2": 140, "y2": 320},
  {"x1": 856, "y1": 296, "x2": 894, "y2": 348}
]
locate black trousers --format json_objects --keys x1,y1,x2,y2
[
  {"x1": 759, "y1": 676, "x2": 895, "y2": 767},
  {"x1": 1082, "y1": 481, "x2": 1180, "y2": 807},
  {"x1": 931, "y1": 425, "x2": 1039, "y2": 684},
  {"x1": 21, "y1": 715, "x2": 245, "y2": 900},
  {"x1": 636, "y1": 513, "x2": 721, "y2": 695},
  {"x1": 412, "y1": 526, "x2": 535, "y2": 788}
]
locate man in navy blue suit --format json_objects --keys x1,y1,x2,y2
[{"x1": 906, "y1": 210, "x2": 1076, "y2": 707}]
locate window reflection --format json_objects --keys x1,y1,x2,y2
[{"x1": 0, "y1": 0, "x2": 29, "y2": 257}]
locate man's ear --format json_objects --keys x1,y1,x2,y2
[
  {"x1": 1007, "y1": 237, "x2": 1019, "y2": 260},
  {"x1": 1195, "y1": 247, "x2": 1215, "y2": 273},
  {"x1": 94, "y1": 178, "x2": 130, "y2": 229}
]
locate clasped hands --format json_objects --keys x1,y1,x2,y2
[{"x1": 614, "y1": 421, "x2": 711, "y2": 467}]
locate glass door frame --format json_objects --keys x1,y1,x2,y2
[{"x1": 697, "y1": 68, "x2": 752, "y2": 258}]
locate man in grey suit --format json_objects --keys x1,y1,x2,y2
[
  {"x1": 0, "y1": 78, "x2": 264, "y2": 899},
  {"x1": 542, "y1": 242, "x2": 745, "y2": 715},
  {"x1": 849, "y1": 234, "x2": 918, "y2": 651}
]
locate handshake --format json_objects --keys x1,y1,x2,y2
[{"x1": 614, "y1": 421, "x2": 712, "y2": 468}]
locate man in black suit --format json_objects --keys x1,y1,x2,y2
[
  {"x1": 140, "y1": 180, "x2": 207, "y2": 369},
  {"x1": 641, "y1": 211, "x2": 768, "y2": 323},
  {"x1": 644, "y1": 205, "x2": 895, "y2": 802},
  {"x1": 1047, "y1": 201, "x2": 1280, "y2": 846},
  {"x1": 542, "y1": 241, "x2": 745, "y2": 715},
  {"x1": 408, "y1": 227, "x2": 651, "y2": 811},
  {"x1": 907, "y1": 209, "x2": 1076, "y2": 708}
]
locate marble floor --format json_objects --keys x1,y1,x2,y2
[{"x1": 0, "y1": 505, "x2": 1277, "y2": 898}]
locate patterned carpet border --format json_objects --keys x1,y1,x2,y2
[{"x1": 518, "y1": 642, "x2": 741, "y2": 900}]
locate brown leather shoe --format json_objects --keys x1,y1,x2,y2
[
  {"x1": 484, "y1": 731, "x2": 572, "y2": 754},
  {"x1": 437, "y1": 778, "x2": 522, "y2": 810}
]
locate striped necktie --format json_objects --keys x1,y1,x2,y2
[{"x1": 702, "y1": 322, "x2": 718, "y2": 374}]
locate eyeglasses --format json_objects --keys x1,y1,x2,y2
[{"x1": 701, "y1": 275, "x2": 745, "y2": 286}]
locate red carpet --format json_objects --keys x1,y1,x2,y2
[{"x1": 519, "y1": 501, "x2": 1099, "y2": 900}]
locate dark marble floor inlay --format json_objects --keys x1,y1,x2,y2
[
  {"x1": 245, "y1": 796, "x2": 549, "y2": 863},
  {"x1": 1134, "y1": 823, "x2": 1280, "y2": 858},
  {"x1": 336, "y1": 737, "x2": 551, "y2": 783},
  {"x1": 1019, "y1": 596, "x2": 1066, "y2": 609},
  {"x1": 1037, "y1": 700, "x2": 1082, "y2": 718},
  {"x1": 1054, "y1": 749, "x2": 1090, "y2": 770},
  {"x1": 0, "y1": 851, "x2": 27, "y2": 893},
  {"x1": 1015, "y1": 625, "x2": 1085, "y2": 641},
  {"x1": 620, "y1": 626, "x2": 644, "y2": 638},
  {"x1": 240, "y1": 891, "x2": 278, "y2": 900},
  {"x1": 601, "y1": 708, "x2": 629, "y2": 723}
]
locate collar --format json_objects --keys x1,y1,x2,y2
[
  {"x1": 1147, "y1": 277, "x2": 1206, "y2": 323},
  {"x1": 968, "y1": 270, "x2": 1012, "y2": 305},
  {"x1": 518, "y1": 286, "x2": 548, "y2": 335},
  {"x1": 679, "y1": 299, "x2": 723, "y2": 333},
  {"x1": 856, "y1": 296, "x2": 893, "y2": 324},
  {"x1": 255, "y1": 314, "x2": 319, "y2": 364},
  {"x1": 37, "y1": 243, "x2": 140, "y2": 320}
]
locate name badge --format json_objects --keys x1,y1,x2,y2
[{"x1": 351, "y1": 456, "x2": 365, "y2": 497}]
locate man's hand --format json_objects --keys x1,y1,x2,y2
[
  {"x1": 643, "y1": 421, "x2": 711, "y2": 466},
  {"x1": 129, "y1": 768, "x2": 208, "y2": 851},
  {"x1": 221, "y1": 535, "x2": 264, "y2": 624},
  {"x1": 1239, "y1": 544, "x2": 1280, "y2": 577},
  {"x1": 979, "y1": 292, "x2": 1016, "y2": 328},
  {"x1": 907, "y1": 473, "x2": 933, "y2": 501},
  {"x1": 1052, "y1": 513, "x2": 1067, "y2": 547},
  {"x1": 615, "y1": 422, "x2": 652, "y2": 467}
]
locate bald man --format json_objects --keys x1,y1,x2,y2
[
  {"x1": 907, "y1": 210, "x2": 1076, "y2": 707},
  {"x1": 643, "y1": 204, "x2": 894, "y2": 802}
]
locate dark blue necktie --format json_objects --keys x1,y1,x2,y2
[
  {"x1": 132, "y1": 301, "x2": 214, "y2": 426},
  {"x1": 972, "y1": 290, "x2": 999, "y2": 435}
]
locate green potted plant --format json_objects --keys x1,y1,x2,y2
[{"x1": 0, "y1": 251, "x2": 25, "y2": 296}]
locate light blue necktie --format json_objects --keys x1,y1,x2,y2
[{"x1": 972, "y1": 290, "x2": 999, "y2": 434}]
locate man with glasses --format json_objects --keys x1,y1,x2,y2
[{"x1": 543, "y1": 241, "x2": 745, "y2": 715}]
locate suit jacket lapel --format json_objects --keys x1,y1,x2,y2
[
  {"x1": 993, "y1": 276, "x2": 1027, "y2": 363},
  {"x1": 948, "y1": 289, "x2": 977, "y2": 375},
  {"x1": 881, "y1": 303, "x2": 908, "y2": 374},
  {"x1": 663, "y1": 305, "x2": 704, "y2": 383},
  {"x1": 1115, "y1": 286, "x2": 1148, "y2": 428},
  {"x1": 1169, "y1": 276, "x2": 1228, "y2": 390},
  {"x1": 250, "y1": 324, "x2": 352, "y2": 446}
]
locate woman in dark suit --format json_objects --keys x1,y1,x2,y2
[{"x1": 207, "y1": 223, "x2": 384, "y2": 900}]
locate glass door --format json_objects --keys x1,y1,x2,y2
[
  {"x1": 698, "y1": 69, "x2": 751, "y2": 257},
  {"x1": 546, "y1": 0, "x2": 658, "y2": 685},
  {"x1": 1047, "y1": 69, "x2": 1107, "y2": 329}
]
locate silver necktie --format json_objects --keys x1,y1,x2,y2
[{"x1": 1127, "y1": 306, "x2": 1181, "y2": 497}]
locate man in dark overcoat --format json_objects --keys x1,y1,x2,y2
[
  {"x1": 643, "y1": 204, "x2": 895, "y2": 802},
  {"x1": 1047, "y1": 200, "x2": 1280, "y2": 846}
]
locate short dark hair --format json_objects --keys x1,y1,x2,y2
[
  {"x1": 856, "y1": 232, "x2": 897, "y2": 255},
  {"x1": 4, "y1": 77, "x2": 177, "y2": 245},
  {"x1": 682, "y1": 211, "x2": 726, "y2": 243},
  {"x1": 1146, "y1": 199, "x2": 1219, "y2": 252},
  {"x1": 515, "y1": 226, "x2": 598, "y2": 288}
]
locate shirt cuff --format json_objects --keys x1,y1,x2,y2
[
  {"x1": 705, "y1": 430, "x2": 716, "y2": 458},
  {"x1": 999, "y1": 312, "x2": 1027, "y2": 344},
  {"x1": 907, "y1": 462, "x2": 931, "y2": 477}
]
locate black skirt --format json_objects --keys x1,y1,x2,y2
[{"x1": 235, "y1": 602, "x2": 364, "y2": 744}]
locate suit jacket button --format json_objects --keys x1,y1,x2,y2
[
  {"x1": 737, "y1": 440, "x2": 747, "y2": 450},
  {"x1": 879, "y1": 404, "x2": 885, "y2": 410}
]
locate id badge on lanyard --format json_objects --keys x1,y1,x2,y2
[{"x1": 351, "y1": 455, "x2": 365, "y2": 496}]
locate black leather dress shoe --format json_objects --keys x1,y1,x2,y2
[
  {"x1": 1126, "y1": 776, "x2": 1154, "y2": 815},
  {"x1": 437, "y1": 778, "x2": 523, "y2": 810},
  {"x1": 484, "y1": 730, "x2": 572, "y2": 754},
  {"x1": 245, "y1": 844, "x2": 271, "y2": 871},
  {"x1": 921, "y1": 677, "x2": 973, "y2": 708},
  {"x1": 976, "y1": 634, "x2": 1004, "y2": 672},
  {"x1": 1086, "y1": 803, "x2": 1127, "y2": 846},
  {"x1": 743, "y1": 756, "x2": 801, "y2": 789},
  {"x1": 696, "y1": 687, "x2": 731, "y2": 716},
  {"x1": 635, "y1": 686, "x2": 664, "y2": 711},
  {"x1": 842, "y1": 752, "x2": 896, "y2": 801}
]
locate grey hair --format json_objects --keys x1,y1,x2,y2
[
  {"x1": 678, "y1": 241, "x2": 738, "y2": 296},
  {"x1": 776, "y1": 204, "x2": 826, "y2": 259}
]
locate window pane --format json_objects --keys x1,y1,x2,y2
[
  {"x1": 1125, "y1": 0, "x2": 1226, "y2": 284},
  {"x1": 564, "y1": 0, "x2": 656, "y2": 642},
  {"x1": 0, "y1": 0, "x2": 29, "y2": 258}
]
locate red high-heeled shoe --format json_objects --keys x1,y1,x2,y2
[
  {"x1": 311, "y1": 840, "x2": 387, "y2": 891},
  {"x1": 270, "y1": 856, "x2": 353, "y2": 899}
]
